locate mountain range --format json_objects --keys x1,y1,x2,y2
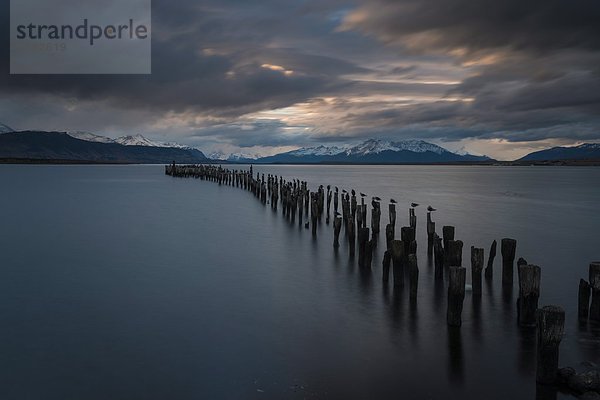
[
  {"x1": 1, "y1": 123, "x2": 599, "y2": 163},
  {"x1": 0, "y1": 130, "x2": 207, "y2": 164},
  {"x1": 518, "y1": 143, "x2": 600, "y2": 162},
  {"x1": 254, "y1": 139, "x2": 490, "y2": 164}
]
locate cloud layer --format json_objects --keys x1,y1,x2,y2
[{"x1": 1, "y1": 0, "x2": 599, "y2": 159}]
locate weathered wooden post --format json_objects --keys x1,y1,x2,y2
[
  {"x1": 365, "y1": 239, "x2": 374, "y2": 269},
  {"x1": 391, "y1": 240, "x2": 405, "y2": 287},
  {"x1": 389, "y1": 203, "x2": 396, "y2": 227},
  {"x1": 334, "y1": 189, "x2": 339, "y2": 214},
  {"x1": 409, "y1": 208, "x2": 417, "y2": 230},
  {"x1": 433, "y1": 234, "x2": 444, "y2": 279},
  {"x1": 408, "y1": 254, "x2": 419, "y2": 300},
  {"x1": 326, "y1": 185, "x2": 332, "y2": 223},
  {"x1": 333, "y1": 216, "x2": 342, "y2": 248},
  {"x1": 578, "y1": 279, "x2": 591, "y2": 321},
  {"x1": 501, "y1": 238, "x2": 517, "y2": 286},
  {"x1": 485, "y1": 240, "x2": 497, "y2": 279},
  {"x1": 401, "y1": 226, "x2": 416, "y2": 259},
  {"x1": 471, "y1": 247, "x2": 484, "y2": 296},
  {"x1": 589, "y1": 262, "x2": 600, "y2": 321},
  {"x1": 358, "y1": 227, "x2": 370, "y2": 267},
  {"x1": 427, "y1": 212, "x2": 435, "y2": 256},
  {"x1": 385, "y1": 224, "x2": 394, "y2": 250},
  {"x1": 371, "y1": 203, "x2": 381, "y2": 236},
  {"x1": 518, "y1": 264, "x2": 541, "y2": 327},
  {"x1": 445, "y1": 240, "x2": 463, "y2": 268},
  {"x1": 382, "y1": 250, "x2": 391, "y2": 283},
  {"x1": 536, "y1": 306, "x2": 565, "y2": 384},
  {"x1": 447, "y1": 267, "x2": 466, "y2": 326},
  {"x1": 347, "y1": 218, "x2": 356, "y2": 255},
  {"x1": 442, "y1": 226, "x2": 455, "y2": 250}
]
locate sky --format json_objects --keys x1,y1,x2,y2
[{"x1": 1, "y1": 0, "x2": 600, "y2": 160}]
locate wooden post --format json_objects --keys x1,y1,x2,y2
[
  {"x1": 389, "y1": 203, "x2": 396, "y2": 227},
  {"x1": 447, "y1": 267, "x2": 466, "y2": 326},
  {"x1": 371, "y1": 205, "x2": 381, "y2": 236},
  {"x1": 365, "y1": 239, "x2": 374, "y2": 269},
  {"x1": 382, "y1": 250, "x2": 391, "y2": 283},
  {"x1": 442, "y1": 226, "x2": 455, "y2": 250},
  {"x1": 401, "y1": 226, "x2": 416, "y2": 256},
  {"x1": 485, "y1": 240, "x2": 497, "y2": 279},
  {"x1": 409, "y1": 208, "x2": 417, "y2": 230},
  {"x1": 536, "y1": 306, "x2": 565, "y2": 384},
  {"x1": 391, "y1": 240, "x2": 405, "y2": 287},
  {"x1": 358, "y1": 227, "x2": 369, "y2": 267},
  {"x1": 471, "y1": 246, "x2": 484, "y2": 296},
  {"x1": 517, "y1": 264, "x2": 541, "y2": 327},
  {"x1": 578, "y1": 279, "x2": 591, "y2": 321},
  {"x1": 501, "y1": 238, "x2": 517, "y2": 286},
  {"x1": 445, "y1": 240, "x2": 463, "y2": 267},
  {"x1": 385, "y1": 223, "x2": 394, "y2": 250},
  {"x1": 348, "y1": 218, "x2": 356, "y2": 256},
  {"x1": 433, "y1": 234, "x2": 444, "y2": 279},
  {"x1": 408, "y1": 254, "x2": 419, "y2": 300},
  {"x1": 589, "y1": 262, "x2": 600, "y2": 321},
  {"x1": 427, "y1": 212, "x2": 435, "y2": 256},
  {"x1": 333, "y1": 216, "x2": 342, "y2": 248}
]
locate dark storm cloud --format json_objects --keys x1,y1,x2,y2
[
  {"x1": 0, "y1": 0, "x2": 358, "y2": 116},
  {"x1": 2, "y1": 0, "x2": 600, "y2": 154},
  {"x1": 344, "y1": 0, "x2": 600, "y2": 53},
  {"x1": 337, "y1": 0, "x2": 600, "y2": 143}
]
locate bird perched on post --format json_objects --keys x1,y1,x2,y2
[
  {"x1": 411, "y1": 203, "x2": 419, "y2": 208},
  {"x1": 427, "y1": 205, "x2": 436, "y2": 212},
  {"x1": 360, "y1": 192, "x2": 366, "y2": 197},
  {"x1": 390, "y1": 199, "x2": 397, "y2": 204},
  {"x1": 351, "y1": 189, "x2": 356, "y2": 196},
  {"x1": 373, "y1": 196, "x2": 381, "y2": 202}
]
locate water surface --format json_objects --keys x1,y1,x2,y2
[{"x1": 1, "y1": 164, "x2": 599, "y2": 399}]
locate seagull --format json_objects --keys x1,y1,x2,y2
[
  {"x1": 427, "y1": 205, "x2": 436, "y2": 212},
  {"x1": 327, "y1": 185, "x2": 331, "y2": 190},
  {"x1": 373, "y1": 196, "x2": 381, "y2": 201},
  {"x1": 360, "y1": 192, "x2": 366, "y2": 197},
  {"x1": 390, "y1": 199, "x2": 397, "y2": 204},
  {"x1": 351, "y1": 189, "x2": 356, "y2": 196},
  {"x1": 411, "y1": 203, "x2": 419, "y2": 208},
  {"x1": 342, "y1": 189, "x2": 347, "y2": 194},
  {"x1": 335, "y1": 186, "x2": 338, "y2": 192}
]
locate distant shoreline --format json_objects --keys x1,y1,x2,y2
[{"x1": 2, "y1": 158, "x2": 600, "y2": 166}]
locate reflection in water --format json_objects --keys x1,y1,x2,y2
[
  {"x1": 472, "y1": 295, "x2": 482, "y2": 343},
  {"x1": 535, "y1": 383, "x2": 557, "y2": 400},
  {"x1": 447, "y1": 326, "x2": 464, "y2": 384},
  {"x1": 517, "y1": 327, "x2": 537, "y2": 376}
]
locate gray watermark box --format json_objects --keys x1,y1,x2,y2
[{"x1": 10, "y1": 0, "x2": 151, "y2": 74}]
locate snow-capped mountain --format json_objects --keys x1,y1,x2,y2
[
  {"x1": 344, "y1": 139, "x2": 445, "y2": 156},
  {"x1": 0, "y1": 122, "x2": 14, "y2": 133},
  {"x1": 0, "y1": 130, "x2": 208, "y2": 163},
  {"x1": 67, "y1": 131, "x2": 116, "y2": 144},
  {"x1": 227, "y1": 152, "x2": 261, "y2": 162},
  {"x1": 66, "y1": 131, "x2": 195, "y2": 150},
  {"x1": 288, "y1": 144, "x2": 350, "y2": 157},
  {"x1": 114, "y1": 134, "x2": 164, "y2": 147},
  {"x1": 208, "y1": 151, "x2": 262, "y2": 162},
  {"x1": 208, "y1": 151, "x2": 228, "y2": 160},
  {"x1": 256, "y1": 139, "x2": 491, "y2": 164},
  {"x1": 520, "y1": 143, "x2": 600, "y2": 161}
]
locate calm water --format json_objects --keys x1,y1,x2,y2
[{"x1": 0, "y1": 164, "x2": 599, "y2": 400}]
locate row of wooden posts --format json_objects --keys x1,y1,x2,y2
[{"x1": 165, "y1": 162, "x2": 598, "y2": 386}]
